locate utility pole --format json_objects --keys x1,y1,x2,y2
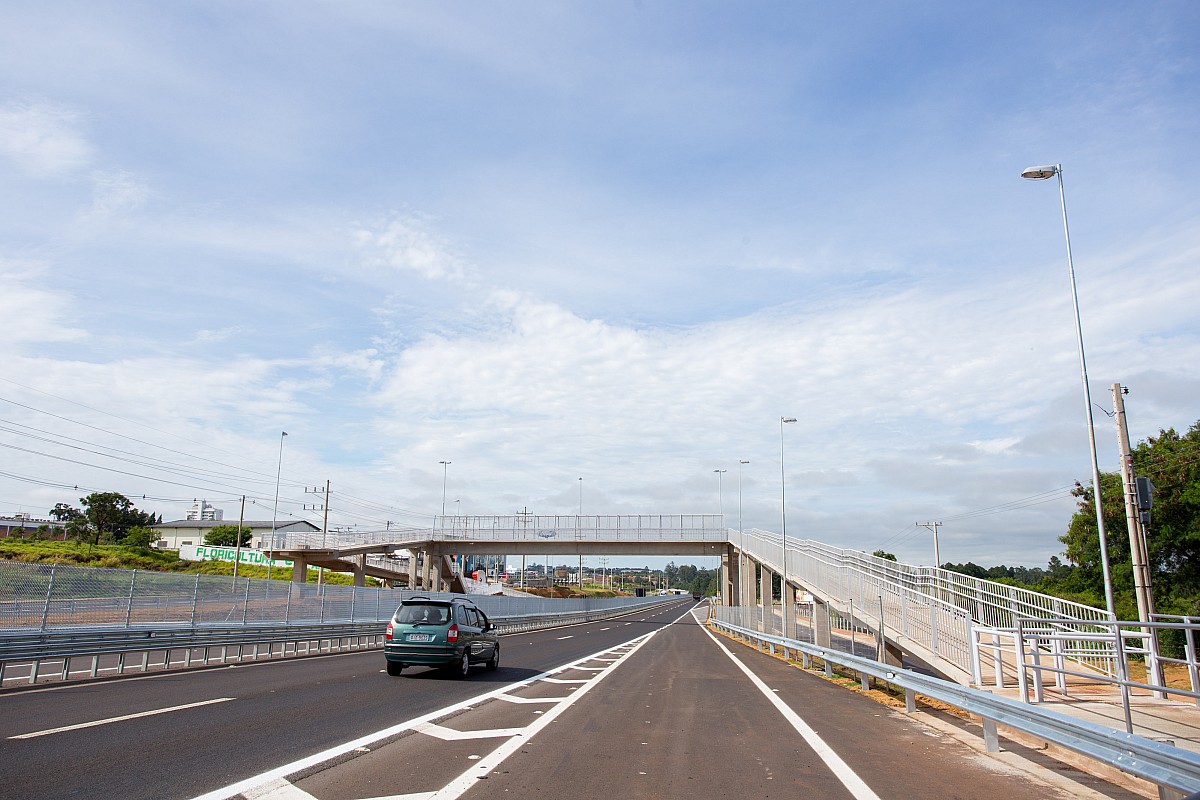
[
  {"x1": 915, "y1": 522, "x2": 942, "y2": 569},
  {"x1": 322, "y1": 480, "x2": 331, "y2": 547},
  {"x1": 233, "y1": 495, "x2": 245, "y2": 582},
  {"x1": 1112, "y1": 384, "x2": 1162, "y2": 687}
]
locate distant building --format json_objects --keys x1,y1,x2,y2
[
  {"x1": 151, "y1": 519, "x2": 320, "y2": 550},
  {"x1": 0, "y1": 514, "x2": 67, "y2": 539},
  {"x1": 186, "y1": 500, "x2": 224, "y2": 521}
]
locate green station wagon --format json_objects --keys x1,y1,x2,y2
[{"x1": 384, "y1": 597, "x2": 500, "y2": 678}]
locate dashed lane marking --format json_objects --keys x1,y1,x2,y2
[
  {"x1": 413, "y1": 722, "x2": 527, "y2": 741},
  {"x1": 9, "y1": 697, "x2": 236, "y2": 739},
  {"x1": 495, "y1": 694, "x2": 570, "y2": 704}
]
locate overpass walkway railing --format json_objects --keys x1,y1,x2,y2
[{"x1": 737, "y1": 529, "x2": 1118, "y2": 682}]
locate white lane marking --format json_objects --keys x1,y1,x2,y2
[
  {"x1": 541, "y1": 677, "x2": 590, "y2": 684},
  {"x1": 414, "y1": 722, "x2": 526, "y2": 741},
  {"x1": 699, "y1": 625, "x2": 883, "y2": 800},
  {"x1": 572, "y1": 666, "x2": 606, "y2": 671},
  {"x1": 427, "y1": 634, "x2": 658, "y2": 800},
  {"x1": 599, "y1": 627, "x2": 610, "y2": 631},
  {"x1": 187, "y1": 634, "x2": 655, "y2": 800},
  {"x1": 9, "y1": 697, "x2": 236, "y2": 739},
  {"x1": 556, "y1": 635, "x2": 574, "y2": 640},
  {"x1": 496, "y1": 694, "x2": 570, "y2": 704},
  {"x1": 244, "y1": 778, "x2": 318, "y2": 799}
]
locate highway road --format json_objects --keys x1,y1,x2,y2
[{"x1": 0, "y1": 599, "x2": 1136, "y2": 800}]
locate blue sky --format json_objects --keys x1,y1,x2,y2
[{"x1": 2, "y1": 2, "x2": 1198, "y2": 570}]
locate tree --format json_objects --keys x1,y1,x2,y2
[
  {"x1": 871, "y1": 549, "x2": 897, "y2": 561},
  {"x1": 204, "y1": 524, "x2": 252, "y2": 547},
  {"x1": 1062, "y1": 420, "x2": 1200, "y2": 616},
  {"x1": 122, "y1": 526, "x2": 162, "y2": 548},
  {"x1": 50, "y1": 492, "x2": 157, "y2": 545}
]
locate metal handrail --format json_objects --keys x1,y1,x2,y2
[{"x1": 710, "y1": 611, "x2": 1200, "y2": 796}]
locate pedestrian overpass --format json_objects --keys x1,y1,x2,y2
[{"x1": 270, "y1": 513, "x2": 1113, "y2": 686}]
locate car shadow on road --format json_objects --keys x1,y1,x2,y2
[{"x1": 392, "y1": 666, "x2": 543, "y2": 682}]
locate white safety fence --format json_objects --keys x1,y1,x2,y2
[{"x1": 737, "y1": 529, "x2": 1120, "y2": 682}]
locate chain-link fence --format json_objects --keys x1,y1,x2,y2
[{"x1": 0, "y1": 560, "x2": 674, "y2": 631}]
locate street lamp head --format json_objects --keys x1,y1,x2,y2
[
  {"x1": 740, "y1": 459, "x2": 749, "y2": 464},
  {"x1": 782, "y1": 417, "x2": 797, "y2": 424},
  {"x1": 1021, "y1": 165, "x2": 1059, "y2": 180}
]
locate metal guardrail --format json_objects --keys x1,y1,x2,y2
[
  {"x1": 0, "y1": 566, "x2": 682, "y2": 688},
  {"x1": 710, "y1": 610, "x2": 1200, "y2": 797},
  {"x1": 0, "y1": 622, "x2": 387, "y2": 685}
]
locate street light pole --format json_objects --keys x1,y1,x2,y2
[
  {"x1": 738, "y1": 459, "x2": 749, "y2": 607},
  {"x1": 439, "y1": 460, "x2": 452, "y2": 517},
  {"x1": 780, "y1": 417, "x2": 797, "y2": 634},
  {"x1": 713, "y1": 469, "x2": 727, "y2": 517},
  {"x1": 268, "y1": 431, "x2": 287, "y2": 581},
  {"x1": 1022, "y1": 163, "x2": 1116, "y2": 619}
]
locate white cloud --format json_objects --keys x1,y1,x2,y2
[
  {"x1": 0, "y1": 261, "x2": 87, "y2": 345},
  {"x1": 353, "y1": 216, "x2": 470, "y2": 284},
  {"x1": 0, "y1": 102, "x2": 92, "y2": 176}
]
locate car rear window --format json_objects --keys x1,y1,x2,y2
[{"x1": 396, "y1": 603, "x2": 450, "y2": 624}]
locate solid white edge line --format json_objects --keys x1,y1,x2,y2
[
  {"x1": 185, "y1": 632, "x2": 657, "y2": 800},
  {"x1": 698, "y1": 623, "x2": 883, "y2": 800},
  {"x1": 9, "y1": 697, "x2": 236, "y2": 739}
]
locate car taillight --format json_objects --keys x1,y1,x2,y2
[
  {"x1": 447, "y1": 624, "x2": 459, "y2": 642},
  {"x1": 386, "y1": 622, "x2": 393, "y2": 640}
]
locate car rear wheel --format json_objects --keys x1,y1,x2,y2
[
  {"x1": 450, "y1": 650, "x2": 470, "y2": 679},
  {"x1": 386, "y1": 661, "x2": 404, "y2": 676},
  {"x1": 485, "y1": 645, "x2": 499, "y2": 671}
]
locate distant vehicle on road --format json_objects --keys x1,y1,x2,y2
[
  {"x1": 692, "y1": 593, "x2": 702, "y2": 601},
  {"x1": 384, "y1": 597, "x2": 499, "y2": 678}
]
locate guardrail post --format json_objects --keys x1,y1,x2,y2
[
  {"x1": 241, "y1": 578, "x2": 250, "y2": 624},
  {"x1": 39, "y1": 564, "x2": 58, "y2": 631},
  {"x1": 904, "y1": 688, "x2": 916, "y2": 713},
  {"x1": 285, "y1": 584, "x2": 292, "y2": 624},
  {"x1": 982, "y1": 717, "x2": 999, "y2": 753}
]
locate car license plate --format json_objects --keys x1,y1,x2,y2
[{"x1": 406, "y1": 633, "x2": 433, "y2": 642}]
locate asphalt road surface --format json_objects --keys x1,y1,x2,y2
[{"x1": 0, "y1": 600, "x2": 1135, "y2": 800}]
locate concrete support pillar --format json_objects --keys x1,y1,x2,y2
[
  {"x1": 720, "y1": 548, "x2": 732, "y2": 607},
  {"x1": 291, "y1": 553, "x2": 308, "y2": 584},
  {"x1": 405, "y1": 551, "x2": 417, "y2": 589},
  {"x1": 813, "y1": 596, "x2": 832, "y2": 648},
  {"x1": 353, "y1": 554, "x2": 366, "y2": 587},
  {"x1": 740, "y1": 552, "x2": 754, "y2": 608},
  {"x1": 760, "y1": 564, "x2": 773, "y2": 633},
  {"x1": 883, "y1": 639, "x2": 904, "y2": 668},
  {"x1": 422, "y1": 549, "x2": 434, "y2": 591}
]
